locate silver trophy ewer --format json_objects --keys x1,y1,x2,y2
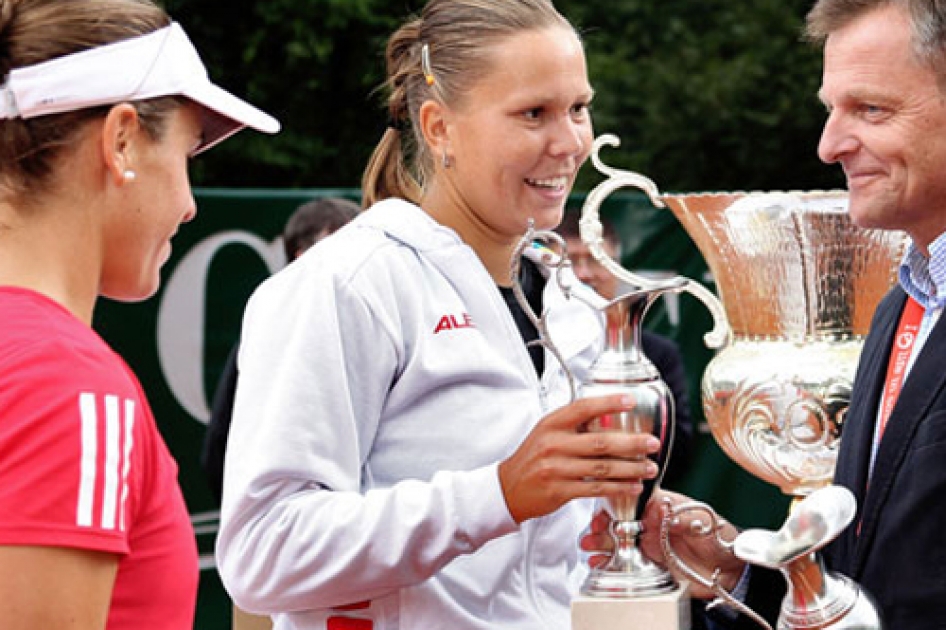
[
  {"x1": 576, "y1": 281, "x2": 683, "y2": 602},
  {"x1": 510, "y1": 156, "x2": 730, "y2": 630},
  {"x1": 574, "y1": 134, "x2": 902, "y2": 630}
]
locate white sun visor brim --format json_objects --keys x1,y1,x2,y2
[{"x1": 0, "y1": 22, "x2": 280, "y2": 154}]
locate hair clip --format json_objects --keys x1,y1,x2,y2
[{"x1": 421, "y1": 43, "x2": 435, "y2": 86}]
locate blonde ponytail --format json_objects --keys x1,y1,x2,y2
[{"x1": 361, "y1": 127, "x2": 422, "y2": 208}]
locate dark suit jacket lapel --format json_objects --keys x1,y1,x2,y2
[
  {"x1": 853, "y1": 293, "x2": 946, "y2": 574},
  {"x1": 831, "y1": 291, "x2": 902, "y2": 574}
]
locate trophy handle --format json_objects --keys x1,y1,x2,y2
[
  {"x1": 510, "y1": 220, "x2": 591, "y2": 403},
  {"x1": 659, "y1": 497, "x2": 774, "y2": 630},
  {"x1": 582, "y1": 134, "x2": 732, "y2": 350},
  {"x1": 508, "y1": 218, "x2": 665, "y2": 403},
  {"x1": 732, "y1": 486, "x2": 883, "y2": 630}
]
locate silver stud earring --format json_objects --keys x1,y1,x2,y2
[
  {"x1": 123, "y1": 169, "x2": 137, "y2": 182},
  {"x1": 441, "y1": 151, "x2": 451, "y2": 169}
]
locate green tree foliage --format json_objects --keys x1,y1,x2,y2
[
  {"x1": 169, "y1": 0, "x2": 842, "y2": 193},
  {"x1": 561, "y1": 0, "x2": 839, "y2": 193},
  {"x1": 165, "y1": 0, "x2": 422, "y2": 188}
]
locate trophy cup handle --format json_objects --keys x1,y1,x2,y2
[
  {"x1": 582, "y1": 134, "x2": 732, "y2": 350},
  {"x1": 510, "y1": 220, "x2": 594, "y2": 403},
  {"x1": 661, "y1": 488, "x2": 883, "y2": 630},
  {"x1": 732, "y1": 486, "x2": 883, "y2": 630},
  {"x1": 659, "y1": 497, "x2": 775, "y2": 630}
]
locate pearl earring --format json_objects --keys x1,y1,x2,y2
[{"x1": 123, "y1": 170, "x2": 137, "y2": 182}]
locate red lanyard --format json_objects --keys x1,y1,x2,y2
[
  {"x1": 877, "y1": 296, "x2": 925, "y2": 440},
  {"x1": 859, "y1": 297, "x2": 925, "y2": 536}
]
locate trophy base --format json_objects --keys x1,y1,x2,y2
[{"x1": 571, "y1": 584, "x2": 691, "y2": 630}]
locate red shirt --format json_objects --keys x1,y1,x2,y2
[{"x1": 0, "y1": 287, "x2": 198, "y2": 629}]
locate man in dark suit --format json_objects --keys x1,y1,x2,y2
[
  {"x1": 555, "y1": 211, "x2": 694, "y2": 488},
  {"x1": 631, "y1": 1, "x2": 946, "y2": 628}
]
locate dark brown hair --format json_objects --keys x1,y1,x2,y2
[{"x1": 282, "y1": 197, "x2": 360, "y2": 260}]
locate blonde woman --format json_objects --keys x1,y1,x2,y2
[{"x1": 217, "y1": 1, "x2": 661, "y2": 628}]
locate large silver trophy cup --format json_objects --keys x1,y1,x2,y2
[
  {"x1": 662, "y1": 188, "x2": 902, "y2": 498},
  {"x1": 574, "y1": 135, "x2": 904, "y2": 630}
]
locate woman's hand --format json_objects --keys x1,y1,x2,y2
[
  {"x1": 498, "y1": 394, "x2": 661, "y2": 524},
  {"x1": 578, "y1": 506, "x2": 612, "y2": 569}
]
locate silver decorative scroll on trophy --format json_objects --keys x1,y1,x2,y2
[
  {"x1": 662, "y1": 189, "x2": 904, "y2": 498},
  {"x1": 510, "y1": 161, "x2": 729, "y2": 630},
  {"x1": 573, "y1": 134, "x2": 902, "y2": 630},
  {"x1": 662, "y1": 486, "x2": 883, "y2": 630}
]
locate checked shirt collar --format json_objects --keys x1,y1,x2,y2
[{"x1": 899, "y1": 231, "x2": 946, "y2": 310}]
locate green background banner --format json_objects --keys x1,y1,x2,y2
[{"x1": 92, "y1": 188, "x2": 790, "y2": 629}]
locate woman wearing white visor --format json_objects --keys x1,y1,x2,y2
[{"x1": 0, "y1": 1, "x2": 278, "y2": 628}]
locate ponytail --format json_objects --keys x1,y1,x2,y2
[{"x1": 361, "y1": 127, "x2": 422, "y2": 208}]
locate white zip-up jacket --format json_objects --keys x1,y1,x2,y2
[{"x1": 216, "y1": 199, "x2": 604, "y2": 629}]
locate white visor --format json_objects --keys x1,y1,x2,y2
[{"x1": 0, "y1": 22, "x2": 280, "y2": 154}]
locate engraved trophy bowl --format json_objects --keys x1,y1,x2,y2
[{"x1": 662, "y1": 189, "x2": 906, "y2": 496}]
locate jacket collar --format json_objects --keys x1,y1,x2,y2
[
  {"x1": 361, "y1": 199, "x2": 602, "y2": 364},
  {"x1": 852, "y1": 290, "x2": 946, "y2": 573}
]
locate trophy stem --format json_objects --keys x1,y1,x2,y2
[
  {"x1": 612, "y1": 520, "x2": 642, "y2": 572},
  {"x1": 582, "y1": 519, "x2": 678, "y2": 598},
  {"x1": 784, "y1": 553, "x2": 832, "y2": 611},
  {"x1": 779, "y1": 554, "x2": 866, "y2": 629}
]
